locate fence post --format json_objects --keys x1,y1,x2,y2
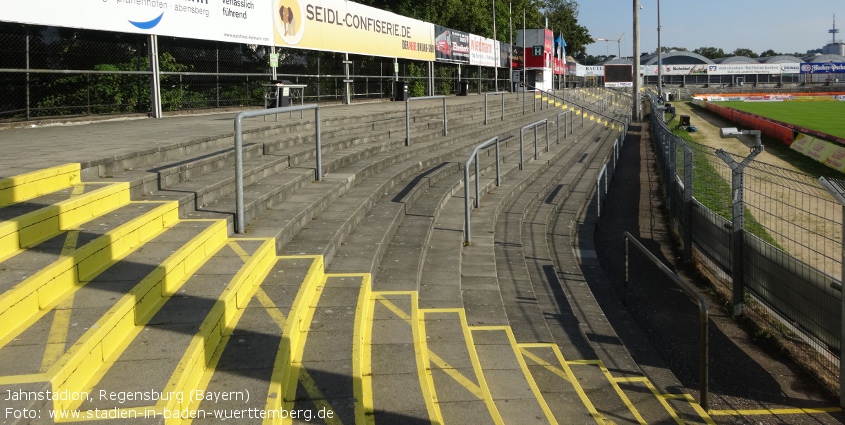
[{"x1": 715, "y1": 148, "x2": 762, "y2": 316}]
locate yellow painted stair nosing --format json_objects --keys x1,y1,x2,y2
[
  {"x1": 0, "y1": 201, "x2": 180, "y2": 346},
  {"x1": 162, "y1": 238, "x2": 278, "y2": 417},
  {"x1": 49, "y1": 219, "x2": 230, "y2": 412},
  {"x1": 263, "y1": 255, "x2": 325, "y2": 418},
  {"x1": 470, "y1": 326, "x2": 557, "y2": 425},
  {"x1": 0, "y1": 164, "x2": 81, "y2": 207},
  {"x1": 0, "y1": 182, "x2": 130, "y2": 262}
]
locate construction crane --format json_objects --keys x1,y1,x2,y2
[{"x1": 595, "y1": 33, "x2": 624, "y2": 58}]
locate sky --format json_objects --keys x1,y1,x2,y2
[{"x1": 576, "y1": 0, "x2": 844, "y2": 58}]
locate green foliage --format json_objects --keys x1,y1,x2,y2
[
  {"x1": 667, "y1": 117, "x2": 782, "y2": 248},
  {"x1": 731, "y1": 48, "x2": 758, "y2": 58},
  {"x1": 693, "y1": 46, "x2": 727, "y2": 59},
  {"x1": 36, "y1": 52, "x2": 189, "y2": 115},
  {"x1": 407, "y1": 62, "x2": 427, "y2": 97}
]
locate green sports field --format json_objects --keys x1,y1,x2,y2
[{"x1": 719, "y1": 100, "x2": 845, "y2": 139}]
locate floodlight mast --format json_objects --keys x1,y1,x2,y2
[{"x1": 716, "y1": 127, "x2": 763, "y2": 317}]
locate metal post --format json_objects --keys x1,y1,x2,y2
[
  {"x1": 475, "y1": 157, "x2": 481, "y2": 209},
  {"x1": 315, "y1": 108, "x2": 322, "y2": 181},
  {"x1": 405, "y1": 98, "x2": 410, "y2": 146},
  {"x1": 657, "y1": 0, "x2": 663, "y2": 98},
  {"x1": 545, "y1": 122, "x2": 549, "y2": 153},
  {"x1": 715, "y1": 146, "x2": 762, "y2": 316},
  {"x1": 443, "y1": 97, "x2": 448, "y2": 136},
  {"x1": 633, "y1": 0, "x2": 641, "y2": 121},
  {"x1": 344, "y1": 53, "x2": 351, "y2": 105},
  {"x1": 148, "y1": 35, "x2": 163, "y2": 119}
]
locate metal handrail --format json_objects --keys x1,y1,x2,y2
[
  {"x1": 519, "y1": 119, "x2": 549, "y2": 170},
  {"x1": 464, "y1": 136, "x2": 501, "y2": 245},
  {"x1": 233, "y1": 104, "x2": 321, "y2": 234},
  {"x1": 623, "y1": 231, "x2": 709, "y2": 412},
  {"x1": 527, "y1": 85, "x2": 630, "y2": 133},
  {"x1": 405, "y1": 95, "x2": 447, "y2": 146},
  {"x1": 556, "y1": 111, "x2": 573, "y2": 144},
  {"x1": 484, "y1": 92, "x2": 508, "y2": 125}
]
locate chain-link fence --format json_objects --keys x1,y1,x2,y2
[
  {"x1": 0, "y1": 22, "x2": 513, "y2": 121},
  {"x1": 649, "y1": 94, "x2": 842, "y2": 391}
]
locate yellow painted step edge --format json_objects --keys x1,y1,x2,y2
[
  {"x1": 0, "y1": 201, "x2": 180, "y2": 346},
  {"x1": 518, "y1": 343, "x2": 604, "y2": 424},
  {"x1": 0, "y1": 163, "x2": 81, "y2": 207},
  {"x1": 0, "y1": 182, "x2": 130, "y2": 262},
  {"x1": 161, "y1": 238, "x2": 278, "y2": 421},
  {"x1": 262, "y1": 255, "x2": 326, "y2": 420},
  {"x1": 49, "y1": 219, "x2": 230, "y2": 412},
  {"x1": 470, "y1": 326, "x2": 558, "y2": 425},
  {"x1": 352, "y1": 275, "x2": 374, "y2": 425},
  {"x1": 422, "y1": 309, "x2": 504, "y2": 425}
]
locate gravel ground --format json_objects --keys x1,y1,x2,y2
[{"x1": 592, "y1": 117, "x2": 845, "y2": 424}]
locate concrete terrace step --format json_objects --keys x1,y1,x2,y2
[
  {"x1": 0, "y1": 200, "x2": 181, "y2": 345},
  {"x1": 320, "y1": 106, "x2": 583, "y2": 286},
  {"x1": 469, "y1": 326, "x2": 556, "y2": 424},
  {"x1": 367, "y1": 291, "x2": 433, "y2": 424},
  {"x1": 0, "y1": 218, "x2": 227, "y2": 412},
  {"x1": 251, "y1": 104, "x2": 558, "y2": 251},
  {"x1": 138, "y1": 97, "x2": 533, "y2": 232},
  {"x1": 0, "y1": 181, "x2": 129, "y2": 262},
  {"x1": 420, "y1": 309, "x2": 501, "y2": 424}
]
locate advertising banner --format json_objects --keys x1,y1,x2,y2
[
  {"x1": 800, "y1": 63, "x2": 845, "y2": 74},
  {"x1": 662, "y1": 65, "x2": 708, "y2": 75},
  {"x1": 434, "y1": 25, "x2": 469, "y2": 63},
  {"x1": 498, "y1": 41, "x2": 511, "y2": 68},
  {"x1": 585, "y1": 66, "x2": 603, "y2": 77},
  {"x1": 273, "y1": 0, "x2": 434, "y2": 60},
  {"x1": 469, "y1": 34, "x2": 497, "y2": 67},
  {"x1": 575, "y1": 64, "x2": 588, "y2": 77},
  {"x1": 707, "y1": 64, "x2": 783, "y2": 75},
  {"x1": 0, "y1": 0, "x2": 274, "y2": 44}
]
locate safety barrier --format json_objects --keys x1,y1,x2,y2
[
  {"x1": 484, "y1": 92, "x2": 508, "y2": 125},
  {"x1": 405, "y1": 95, "x2": 448, "y2": 146},
  {"x1": 464, "y1": 136, "x2": 502, "y2": 245},
  {"x1": 519, "y1": 120, "x2": 549, "y2": 170},
  {"x1": 234, "y1": 104, "x2": 321, "y2": 233}
]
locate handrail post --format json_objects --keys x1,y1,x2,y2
[
  {"x1": 234, "y1": 114, "x2": 245, "y2": 234},
  {"x1": 405, "y1": 97, "x2": 410, "y2": 146},
  {"x1": 501, "y1": 93, "x2": 505, "y2": 121},
  {"x1": 464, "y1": 163, "x2": 471, "y2": 244},
  {"x1": 533, "y1": 124, "x2": 538, "y2": 160},
  {"x1": 484, "y1": 93, "x2": 489, "y2": 125},
  {"x1": 474, "y1": 155, "x2": 481, "y2": 208},
  {"x1": 545, "y1": 120, "x2": 549, "y2": 153},
  {"x1": 495, "y1": 138, "x2": 501, "y2": 186},
  {"x1": 464, "y1": 136, "x2": 499, "y2": 246},
  {"x1": 443, "y1": 97, "x2": 448, "y2": 136},
  {"x1": 233, "y1": 104, "x2": 320, "y2": 234},
  {"x1": 315, "y1": 108, "x2": 322, "y2": 181},
  {"x1": 519, "y1": 128, "x2": 525, "y2": 170}
]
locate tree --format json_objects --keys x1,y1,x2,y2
[
  {"x1": 540, "y1": 0, "x2": 592, "y2": 57},
  {"x1": 731, "y1": 48, "x2": 758, "y2": 58},
  {"x1": 759, "y1": 49, "x2": 779, "y2": 57},
  {"x1": 693, "y1": 46, "x2": 726, "y2": 59}
]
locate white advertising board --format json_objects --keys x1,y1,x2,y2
[{"x1": 468, "y1": 34, "x2": 497, "y2": 67}]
